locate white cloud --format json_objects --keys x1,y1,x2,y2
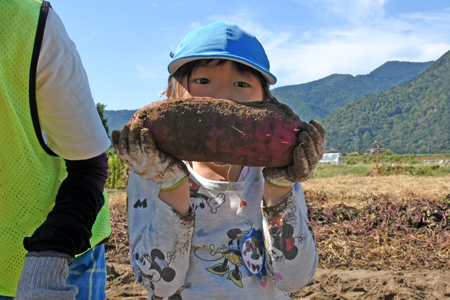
[
  {"x1": 268, "y1": 24, "x2": 450, "y2": 87},
  {"x1": 327, "y1": 0, "x2": 388, "y2": 22},
  {"x1": 290, "y1": 0, "x2": 388, "y2": 24},
  {"x1": 213, "y1": 1, "x2": 450, "y2": 87}
]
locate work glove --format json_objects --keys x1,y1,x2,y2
[
  {"x1": 16, "y1": 251, "x2": 78, "y2": 300},
  {"x1": 263, "y1": 120, "x2": 326, "y2": 187},
  {"x1": 112, "y1": 125, "x2": 189, "y2": 190}
]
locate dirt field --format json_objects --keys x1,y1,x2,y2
[{"x1": 105, "y1": 175, "x2": 450, "y2": 300}]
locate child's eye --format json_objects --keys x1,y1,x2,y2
[
  {"x1": 193, "y1": 78, "x2": 210, "y2": 84},
  {"x1": 234, "y1": 82, "x2": 250, "y2": 87}
]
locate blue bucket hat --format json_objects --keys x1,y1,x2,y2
[{"x1": 168, "y1": 21, "x2": 277, "y2": 85}]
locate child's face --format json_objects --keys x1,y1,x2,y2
[{"x1": 175, "y1": 60, "x2": 264, "y2": 102}]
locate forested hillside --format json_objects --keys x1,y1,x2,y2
[
  {"x1": 103, "y1": 109, "x2": 137, "y2": 133},
  {"x1": 322, "y1": 50, "x2": 450, "y2": 155},
  {"x1": 272, "y1": 61, "x2": 433, "y2": 121}
]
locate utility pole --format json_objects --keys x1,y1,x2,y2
[
  {"x1": 427, "y1": 141, "x2": 430, "y2": 155},
  {"x1": 354, "y1": 137, "x2": 358, "y2": 153}
]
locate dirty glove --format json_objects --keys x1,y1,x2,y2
[
  {"x1": 16, "y1": 251, "x2": 78, "y2": 300},
  {"x1": 112, "y1": 124, "x2": 189, "y2": 190},
  {"x1": 263, "y1": 120, "x2": 326, "y2": 187}
]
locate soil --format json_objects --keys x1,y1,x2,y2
[
  {"x1": 292, "y1": 268, "x2": 450, "y2": 300},
  {"x1": 106, "y1": 263, "x2": 450, "y2": 300}
]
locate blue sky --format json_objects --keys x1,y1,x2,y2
[{"x1": 49, "y1": 0, "x2": 450, "y2": 110}]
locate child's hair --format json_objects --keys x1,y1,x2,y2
[
  {"x1": 166, "y1": 59, "x2": 273, "y2": 101},
  {"x1": 165, "y1": 21, "x2": 277, "y2": 102}
]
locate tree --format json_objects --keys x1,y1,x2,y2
[{"x1": 96, "y1": 103, "x2": 109, "y2": 136}]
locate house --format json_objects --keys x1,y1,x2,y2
[
  {"x1": 325, "y1": 146, "x2": 341, "y2": 153},
  {"x1": 318, "y1": 153, "x2": 344, "y2": 165},
  {"x1": 365, "y1": 147, "x2": 386, "y2": 155}
]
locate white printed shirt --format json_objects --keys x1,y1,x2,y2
[{"x1": 127, "y1": 164, "x2": 318, "y2": 300}]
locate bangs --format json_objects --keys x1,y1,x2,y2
[
  {"x1": 168, "y1": 59, "x2": 272, "y2": 101},
  {"x1": 194, "y1": 60, "x2": 268, "y2": 84}
]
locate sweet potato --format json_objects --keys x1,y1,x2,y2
[{"x1": 126, "y1": 97, "x2": 304, "y2": 167}]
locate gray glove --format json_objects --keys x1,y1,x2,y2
[
  {"x1": 16, "y1": 251, "x2": 78, "y2": 300},
  {"x1": 263, "y1": 120, "x2": 326, "y2": 186},
  {"x1": 112, "y1": 124, "x2": 189, "y2": 190}
]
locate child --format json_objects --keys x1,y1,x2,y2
[{"x1": 112, "y1": 21, "x2": 326, "y2": 300}]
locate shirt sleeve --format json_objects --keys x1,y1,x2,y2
[
  {"x1": 36, "y1": 8, "x2": 110, "y2": 160},
  {"x1": 127, "y1": 172, "x2": 195, "y2": 298},
  {"x1": 24, "y1": 153, "x2": 108, "y2": 256},
  {"x1": 261, "y1": 183, "x2": 318, "y2": 293}
]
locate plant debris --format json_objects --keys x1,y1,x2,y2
[
  {"x1": 105, "y1": 200, "x2": 130, "y2": 264},
  {"x1": 306, "y1": 192, "x2": 450, "y2": 271}
]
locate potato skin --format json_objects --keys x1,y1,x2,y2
[{"x1": 127, "y1": 97, "x2": 304, "y2": 167}]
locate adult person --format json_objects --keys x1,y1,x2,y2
[{"x1": 0, "y1": 0, "x2": 111, "y2": 299}]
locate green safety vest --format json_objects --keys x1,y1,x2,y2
[{"x1": 0, "y1": 0, "x2": 111, "y2": 296}]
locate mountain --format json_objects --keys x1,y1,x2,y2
[
  {"x1": 271, "y1": 61, "x2": 433, "y2": 122},
  {"x1": 321, "y1": 50, "x2": 450, "y2": 155},
  {"x1": 103, "y1": 109, "x2": 137, "y2": 133}
]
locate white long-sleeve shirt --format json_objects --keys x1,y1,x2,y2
[
  {"x1": 127, "y1": 164, "x2": 318, "y2": 300},
  {"x1": 37, "y1": 7, "x2": 110, "y2": 159}
]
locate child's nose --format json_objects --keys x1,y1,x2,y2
[{"x1": 212, "y1": 87, "x2": 233, "y2": 101}]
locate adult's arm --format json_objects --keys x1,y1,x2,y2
[
  {"x1": 22, "y1": 6, "x2": 111, "y2": 256},
  {"x1": 23, "y1": 153, "x2": 109, "y2": 256}
]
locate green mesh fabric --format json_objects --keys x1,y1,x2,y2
[{"x1": 0, "y1": 0, "x2": 110, "y2": 296}]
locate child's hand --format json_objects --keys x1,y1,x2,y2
[
  {"x1": 112, "y1": 125, "x2": 189, "y2": 190},
  {"x1": 263, "y1": 120, "x2": 326, "y2": 186}
]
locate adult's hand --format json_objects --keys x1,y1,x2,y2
[{"x1": 16, "y1": 251, "x2": 78, "y2": 300}]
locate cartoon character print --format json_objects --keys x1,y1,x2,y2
[
  {"x1": 205, "y1": 228, "x2": 246, "y2": 287},
  {"x1": 150, "y1": 283, "x2": 191, "y2": 300},
  {"x1": 241, "y1": 231, "x2": 265, "y2": 276},
  {"x1": 189, "y1": 178, "x2": 225, "y2": 213},
  {"x1": 264, "y1": 255, "x2": 283, "y2": 285},
  {"x1": 133, "y1": 249, "x2": 176, "y2": 292},
  {"x1": 151, "y1": 292, "x2": 180, "y2": 300},
  {"x1": 266, "y1": 203, "x2": 304, "y2": 263},
  {"x1": 307, "y1": 223, "x2": 317, "y2": 251},
  {"x1": 194, "y1": 221, "x2": 255, "y2": 288}
]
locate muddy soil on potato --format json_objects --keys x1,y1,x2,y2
[{"x1": 125, "y1": 97, "x2": 302, "y2": 167}]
